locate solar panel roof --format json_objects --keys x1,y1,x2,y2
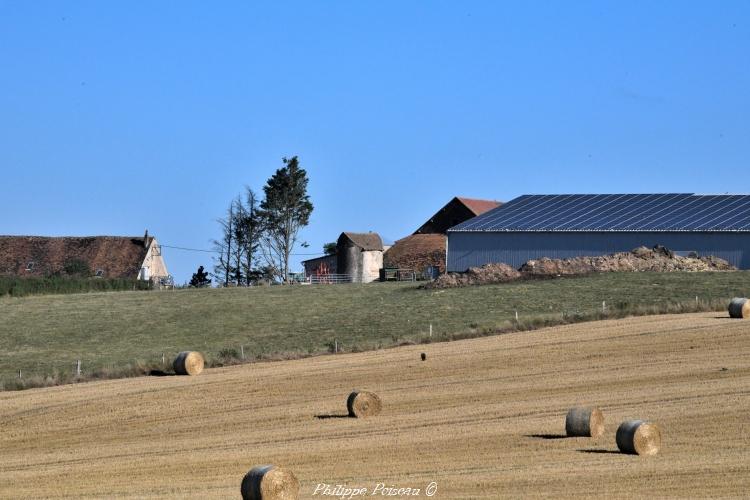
[{"x1": 449, "y1": 194, "x2": 750, "y2": 232}]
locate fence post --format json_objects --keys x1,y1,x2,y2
[
  {"x1": 76, "y1": 359, "x2": 81, "y2": 376},
  {"x1": 602, "y1": 301, "x2": 606, "y2": 312},
  {"x1": 18, "y1": 370, "x2": 21, "y2": 379},
  {"x1": 240, "y1": 345, "x2": 245, "y2": 359},
  {"x1": 429, "y1": 323, "x2": 433, "y2": 337},
  {"x1": 515, "y1": 310, "x2": 519, "y2": 321},
  {"x1": 162, "y1": 352, "x2": 165, "y2": 364},
  {"x1": 334, "y1": 339, "x2": 338, "y2": 354}
]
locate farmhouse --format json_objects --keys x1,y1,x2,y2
[
  {"x1": 447, "y1": 194, "x2": 750, "y2": 271},
  {"x1": 0, "y1": 232, "x2": 171, "y2": 283},
  {"x1": 384, "y1": 197, "x2": 501, "y2": 276}
]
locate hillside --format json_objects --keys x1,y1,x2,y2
[
  {"x1": 1, "y1": 312, "x2": 748, "y2": 498},
  {"x1": 1, "y1": 272, "x2": 749, "y2": 389}
]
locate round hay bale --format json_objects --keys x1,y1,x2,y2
[
  {"x1": 728, "y1": 298, "x2": 750, "y2": 319},
  {"x1": 616, "y1": 420, "x2": 662, "y2": 456},
  {"x1": 241, "y1": 465, "x2": 299, "y2": 500},
  {"x1": 565, "y1": 407, "x2": 604, "y2": 438},
  {"x1": 347, "y1": 390, "x2": 382, "y2": 418},
  {"x1": 173, "y1": 351, "x2": 204, "y2": 376}
]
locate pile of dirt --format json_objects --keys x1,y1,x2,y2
[
  {"x1": 423, "y1": 263, "x2": 521, "y2": 289},
  {"x1": 423, "y1": 246, "x2": 734, "y2": 289},
  {"x1": 520, "y1": 245, "x2": 735, "y2": 276}
]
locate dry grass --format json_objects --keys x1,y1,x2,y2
[{"x1": 1, "y1": 312, "x2": 749, "y2": 498}]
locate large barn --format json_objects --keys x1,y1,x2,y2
[
  {"x1": 384, "y1": 197, "x2": 501, "y2": 276},
  {"x1": 447, "y1": 194, "x2": 750, "y2": 271}
]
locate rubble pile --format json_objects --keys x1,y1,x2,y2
[{"x1": 423, "y1": 246, "x2": 734, "y2": 289}]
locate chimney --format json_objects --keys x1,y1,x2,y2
[{"x1": 144, "y1": 229, "x2": 149, "y2": 247}]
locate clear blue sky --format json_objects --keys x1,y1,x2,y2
[{"x1": 1, "y1": 1, "x2": 748, "y2": 283}]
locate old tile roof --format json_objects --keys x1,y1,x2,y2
[
  {"x1": 383, "y1": 233, "x2": 446, "y2": 272},
  {"x1": 456, "y1": 197, "x2": 503, "y2": 216},
  {"x1": 339, "y1": 232, "x2": 384, "y2": 251},
  {"x1": 415, "y1": 197, "x2": 503, "y2": 235},
  {"x1": 0, "y1": 235, "x2": 150, "y2": 278}
]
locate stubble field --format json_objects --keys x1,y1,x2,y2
[{"x1": 1, "y1": 312, "x2": 748, "y2": 498}]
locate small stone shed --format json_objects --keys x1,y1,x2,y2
[{"x1": 336, "y1": 232, "x2": 384, "y2": 283}]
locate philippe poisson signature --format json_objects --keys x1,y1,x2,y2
[{"x1": 313, "y1": 481, "x2": 438, "y2": 498}]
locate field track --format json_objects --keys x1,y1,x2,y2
[{"x1": 1, "y1": 312, "x2": 749, "y2": 498}]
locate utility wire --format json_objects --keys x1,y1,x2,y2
[{"x1": 159, "y1": 243, "x2": 325, "y2": 257}]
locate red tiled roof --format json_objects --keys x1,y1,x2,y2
[
  {"x1": 0, "y1": 236, "x2": 150, "y2": 279},
  {"x1": 456, "y1": 197, "x2": 502, "y2": 216}
]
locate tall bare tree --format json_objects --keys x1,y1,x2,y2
[
  {"x1": 230, "y1": 195, "x2": 250, "y2": 285},
  {"x1": 238, "y1": 188, "x2": 261, "y2": 285},
  {"x1": 212, "y1": 201, "x2": 235, "y2": 286}
]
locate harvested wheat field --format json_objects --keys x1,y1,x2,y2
[{"x1": 1, "y1": 312, "x2": 749, "y2": 498}]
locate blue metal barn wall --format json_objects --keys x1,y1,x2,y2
[{"x1": 447, "y1": 231, "x2": 750, "y2": 271}]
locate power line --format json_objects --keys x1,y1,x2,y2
[
  {"x1": 159, "y1": 244, "x2": 215, "y2": 253},
  {"x1": 159, "y1": 243, "x2": 325, "y2": 257}
]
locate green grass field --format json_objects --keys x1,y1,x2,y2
[{"x1": 1, "y1": 272, "x2": 749, "y2": 389}]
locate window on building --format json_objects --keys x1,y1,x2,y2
[
  {"x1": 95, "y1": 269, "x2": 105, "y2": 277},
  {"x1": 25, "y1": 262, "x2": 34, "y2": 271}
]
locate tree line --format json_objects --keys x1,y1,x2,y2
[{"x1": 192, "y1": 156, "x2": 313, "y2": 287}]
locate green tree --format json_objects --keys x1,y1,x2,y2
[
  {"x1": 323, "y1": 242, "x2": 337, "y2": 255},
  {"x1": 189, "y1": 265, "x2": 211, "y2": 287},
  {"x1": 259, "y1": 156, "x2": 313, "y2": 283}
]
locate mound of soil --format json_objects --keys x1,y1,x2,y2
[
  {"x1": 423, "y1": 263, "x2": 521, "y2": 289},
  {"x1": 520, "y1": 245, "x2": 734, "y2": 276},
  {"x1": 424, "y1": 245, "x2": 734, "y2": 289}
]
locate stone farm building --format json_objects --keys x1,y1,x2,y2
[
  {"x1": 337, "y1": 232, "x2": 384, "y2": 283},
  {"x1": 0, "y1": 232, "x2": 171, "y2": 284},
  {"x1": 447, "y1": 194, "x2": 750, "y2": 271},
  {"x1": 303, "y1": 232, "x2": 385, "y2": 283},
  {"x1": 384, "y1": 197, "x2": 502, "y2": 276}
]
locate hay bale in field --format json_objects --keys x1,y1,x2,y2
[
  {"x1": 173, "y1": 351, "x2": 204, "y2": 376},
  {"x1": 728, "y1": 298, "x2": 750, "y2": 318},
  {"x1": 241, "y1": 465, "x2": 299, "y2": 500},
  {"x1": 565, "y1": 407, "x2": 604, "y2": 438},
  {"x1": 347, "y1": 390, "x2": 382, "y2": 418},
  {"x1": 616, "y1": 420, "x2": 662, "y2": 456}
]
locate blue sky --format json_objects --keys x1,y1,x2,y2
[{"x1": 1, "y1": 1, "x2": 748, "y2": 283}]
